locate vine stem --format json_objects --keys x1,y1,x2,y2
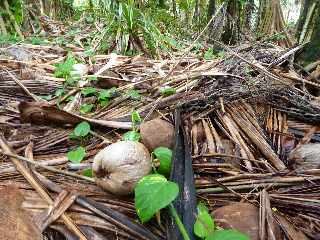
[{"x1": 169, "y1": 204, "x2": 191, "y2": 240}]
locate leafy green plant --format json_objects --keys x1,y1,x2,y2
[
  {"x1": 82, "y1": 168, "x2": 93, "y2": 177},
  {"x1": 134, "y1": 174, "x2": 190, "y2": 240},
  {"x1": 66, "y1": 95, "x2": 76, "y2": 102},
  {"x1": 80, "y1": 103, "x2": 94, "y2": 114},
  {"x1": 73, "y1": 0, "x2": 90, "y2": 10},
  {"x1": 98, "y1": 87, "x2": 118, "y2": 106},
  {"x1": 160, "y1": 86, "x2": 176, "y2": 96},
  {"x1": 131, "y1": 110, "x2": 141, "y2": 126},
  {"x1": 122, "y1": 110, "x2": 141, "y2": 141},
  {"x1": 122, "y1": 130, "x2": 141, "y2": 141},
  {"x1": 135, "y1": 174, "x2": 179, "y2": 222},
  {"x1": 203, "y1": 48, "x2": 225, "y2": 60},
  {"x1": 204, "y1": 48, "x2": 214, "y2": 60},
  {"x1": 54, "y1": 36, "x2": 67, "y2": 46},
  {"x1": 25, "y1": 36, "x2": 48, "y2": 45},
  {"x1": 67, "y1": 121, "x2": 91, "y2": 163},
  {"x1": 127, "y1": 89, "x2": 141, "y2": 100},
  {"x1": 152, "y1": 147, "x2": 172, "y2": 176},
  {"x1": 67, "y1": 146, "x2": 86, "y2": 163},
  {"x1": 99, "y1": 98, "x2": 110, "y2": 107},
  {"x1": 74, "y1": 121, "x2": 91, "y2": 137},
  {"x1": 84, "y1": 0, "x2": 178, "y2": 56},
  {"x1": 84, "y1": 49, "x2": 95, "y2": 57},
  {"x1": 194, "y1": 203, "x2": 215, "y2": 238},
  {"x1": 54, "y1": 53, "x2": 77, "y2": 79},
  {"x1": 193, "y1": 202, "x2": 250, "y2": 240},
  {"x1": 69, "y1": 132, "x2": 78, "y2": 140},
  {"x1": 81, "y1": 87, "x2": 97, "y2": 96},
  {"x1": 99, "y1": 88, "x2": 118, "y2": 99},
  {"x1": 0, "y1": 35, "x2": 22, "y2": 45}
]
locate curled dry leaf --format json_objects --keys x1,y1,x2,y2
[
  {"x1": 93, "y1": 141, "x2": 152, "y2": 195},
  {"x1": 0, "y1": 185, "x2": 42, "y2": 240},
  {"x1": 18, "y1": 101, "x2": 132, "y2": 129},
  {"x1": 213, "y1": 203, "x2": 281, "y2": 240}
]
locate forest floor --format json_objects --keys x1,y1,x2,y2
[{"x1": 1, "y1": 20, "x2": 320, "y2": 240}]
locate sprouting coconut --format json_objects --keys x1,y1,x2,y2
[{"x1": 93, "y1": 141, "x2": 152, "y2": 195}]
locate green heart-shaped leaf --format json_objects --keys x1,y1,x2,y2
[
  {"x1": 98, "y1": 89, "x2": 111, "y2": 100},
  {"x1": 123, "y1": 131, "x2": 140, "y2": 141},
  {"x1": 135, "y1": 174, "x2": 179, "y2": 223},
  {"x1": 81, "y1": 87, "x2": 97, "y2": 96},
  {"x1": 131, "y1": 110, "x2": 141, "y2": 124},
  {"x1": 207, "y1": 230, "x2": 250, "y2": 240},
  {"x1": 160, "y1": 86, "x2": 176, "y2": 96},
  {"x1": 67, "y1": 146, "x2": 86, "y2": 163},
  {"x1": 74, "y1": 121, "x2": 91, "y2": 137},
  {"x1": 153, "y1": 147, "x2": 172, "y2": 176},
  {"x1": 80, "y1": 104, "x2": 94, "y2": 114},
  {"x1": 127, "y1": 89, "x2": 141, "y2": 100},
  {"x1": 204, "y1": 48, "x2": 214, "y2": 60},
  {"x1": 83, "y1": 168, "x2": 93, "y2": 177},
  {"x1": 194, "y1": 202, "x2": 214, "y2": 238}
]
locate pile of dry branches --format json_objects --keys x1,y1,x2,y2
[{"x1": 1, "y1": 38, "x2": 320, "y2": 239}]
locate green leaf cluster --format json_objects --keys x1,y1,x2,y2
[
  {"x1": 126, "y1": 89, "x2": 141, "y2": 100},
  {"x1": 77, "y1": 87, "x2": 118, "y2": 114},
  {"x1": 54, "y1": 54, "x2": 77, "y2": 79},
  {"x1": 98, "y1": 87, "x2": 118, "y2": 106},
  {"x1": 122, "y1": 110, "x2": 141, "y2": 141},
  {"x1": 67, "y1": 121, "x2": 91, "y2": 163},
  {"x1": 122, "y1": 130, "x2": 141, "y2": 141},
  {"x1": 67, "y1": 146, "x2": 86, "y2": 163},
  {"x1": 160, "y1": 86, "x2": 176, "y2": 96},
  {"x1": 135, "y1": 174, "x2": 179, "y2": 222}
]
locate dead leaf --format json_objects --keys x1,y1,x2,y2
[
  {"x1": 18, "y1": 101, "x2": 132, "y2": 129},
  {"x1": 0, "y1": 185, "x2": 42, "y2": 240}
]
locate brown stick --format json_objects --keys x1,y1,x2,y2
[{"x1": 228, "y1": 106, "x2": 286, "y2": 170}]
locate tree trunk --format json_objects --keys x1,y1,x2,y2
[
  {"x1": 242, "y1": 0, "x2": 254, "y2": 31},
  {"x1": 296, "y1": 0, "x2": 311, "y2": 40},
  {"x1": 256, "y1": 0, "x2": 293, "y2": 47},
  {"x1": 3, "y1": 0, "x2": 24, "y2": 39},
  {"x1": 221, "y1": 0, "x2": 240, "y2": 44},
  {"x1": 0, "y1": 14, "x2": 7, "y2": 35},
  {"x1": 207, "y1": 0, "x2": 215, "y2": 20},
  {"x1": 296, "y1": 0, "x2": 319, "y2": 44},
  {"x1": 193, "y1": 0, "x2": 200, "y2": 23},
  {"x1": 296, "y1": 0, "x2": 320, "y2": 64},
  {"x1": 172, "y1": 0, "x2": 177, "y2": 17}
]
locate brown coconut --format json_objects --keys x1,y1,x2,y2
[
  {"x1": 140, "y1": 118, "x2": 174, "y2": 151},
  {"x1": 93, "y1": 141, "x2": 152, "y2": 195},
  {"x1": 213, "y1": 203, "x2": 281, "y2": 240}
]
